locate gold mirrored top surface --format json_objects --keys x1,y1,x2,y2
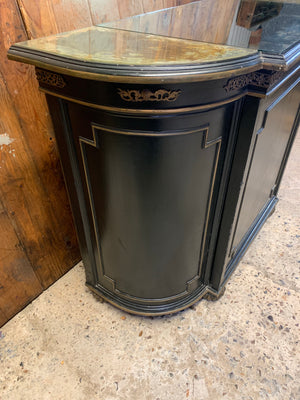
[{"x1": 12, "y1": 26, "x2": 256, "y2": 66}]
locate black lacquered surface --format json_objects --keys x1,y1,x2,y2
[
  {"x1": 7, "y1": 0, "x2": 299, "y2": 315},
  {"x1": 63, "y1": 99, "x2": 233, "y2": 305}
]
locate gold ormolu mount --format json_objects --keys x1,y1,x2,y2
[
  {"x1": 117, "y1": 88, "x2": 181, "y2": 102},
  {"x1": 36, "y1": 68, "x2": 66, "y2": 88}
]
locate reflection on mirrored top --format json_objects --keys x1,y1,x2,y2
[
  {"x1": 11, "y1": 26, "x2": 256, "y2": 66},
  {"x1": 102, "y1": 0, "x2": 300, "y2": 55}
]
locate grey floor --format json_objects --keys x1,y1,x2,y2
[{"x1": 0, "y1": 133, "x2": 299, "y2": 400}]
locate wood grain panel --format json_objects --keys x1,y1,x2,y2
[
  {"x1": 142, "y1": 1, "x2": 176, "y2": 14},
  {"x1": 114, "y1": 1, "x2": 188, "y2": 20},
  {"x1": 105, "y1": 0, "x2": 239, "y2": 44},
  {"x1": 236, "y1": 0, "x2": 256, "y2": 29},
  {"x1": 142, "y1": 0, "x2": 198, "y2": 14},
  {"x1": 0, "y1": 309, "x2": 7, "y2": 328},
  {"x1": 17, "y1": 0, "x2": 92, "y2": 38},
  {"x1": 0, "y1": 68, "x2": 75, "y2": 288},
  {"x1": 88, "y1": 0, "x2": 120, "y2": 25},
  {"x1": 116, "y1": 0, "x2": 144, "y2": 19},
  {"x1": 17, "y1": 0, "x2": 199, "y2": 38},
  {"x1": 0, "y1": 197, "x2": 42, "y2": 326},
  {"x1": 0, "y1": 0, "x2": 80, "y2": 289},
  {"x1": 89, "y1": 0, "x2": 197, "y2": 25}
]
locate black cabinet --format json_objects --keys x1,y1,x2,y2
[
  {"x1": 8, "y1": 5, "x2": 300, "y2": 315},
  {"x1": 212, "y1": 72, "x2": 300, "y2": 290},
  {"x1": 44, "y1": 81, "x2": 240, "y2": 314},
  {"x1": 39, "y1": 68, "x2": 299, "y2": 315}
]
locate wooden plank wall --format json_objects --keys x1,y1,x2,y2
[{"x1": 0, "y1": 0, "x2": 197, "y2": 326}]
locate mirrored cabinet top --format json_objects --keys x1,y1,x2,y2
[
  {"x1": 7, "y1": 0, "x2": 300, "y2": 81},
  {"x1": 9, "y1": 26, "x2": 256, "y2": 66}
]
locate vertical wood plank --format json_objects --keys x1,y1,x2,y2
[
  {"x1": 0, "y1": 309, "x2": 7, "y2": 328},
  {"x1": 169, "y1": 0, "x2": 239, "y2": 44},
  {"x1": 88, "y1": 0, "x2": 120, "y2": 25},
  {"x1": 104, "y1": 0, "x2": 239, "y2": 44},
  {"x1": 0, "y1": 197, "x2": 42, "y2": 327},
  {"x1": 176, "y1": 0, "x2": 197, "y2": 5},
  {"x1": 17, "y1": 0, "x2": 93, "y2": 38},
  {"x1": 116, "y1": 1, "x2": 145, "y2": 19},
  {"x1": 236, "y1": 0, "x2": 257, "y2": 28},
  {"x1": 89, "y1": 0, "x2": 197, "y2": 25},
  {"x1": 0, "y1": 68, "x2": 73, "y2": 288},
  {"x1": 141, "y1": 0, "x2": 176, "y2": 14},
  {"x1": 0, "y1": 0, "x2": 80, "y2": 289}
]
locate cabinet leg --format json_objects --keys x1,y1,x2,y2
[
  {"x1": 203, "y1": 286, "x2": 226, "y2": 301},
  {"x1": 91, "y1": 291, "x2": 105, "y2": 304},
  {"x1": 268, "y1": 204, "x2": 277, "y2": 219}
]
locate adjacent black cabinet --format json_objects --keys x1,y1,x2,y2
[{"x1": 212, "y1": 73, "x2": 300, "y2": 290}]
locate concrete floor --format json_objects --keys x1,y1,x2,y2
[{"x1": 0, "y1": 133, "x2": 299, "y2": 400}]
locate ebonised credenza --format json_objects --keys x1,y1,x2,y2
[{"x1": 8, "y1": 0, "x2": 300, "y2": 315}]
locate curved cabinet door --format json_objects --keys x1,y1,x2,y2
[{"x1": 50, "y1": 96, "x2": 235, "y2": 314}]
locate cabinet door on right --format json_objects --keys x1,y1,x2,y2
[{"x1": 230, "y1": 81, "x2": 300, "y2": 255}]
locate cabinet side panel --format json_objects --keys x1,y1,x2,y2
[
  {"x1": 232, "y1": 82, "x2": 300, "y2": 252},
  {"x1": 45, "y1": 95, "x2": 96, "y2": 285}
]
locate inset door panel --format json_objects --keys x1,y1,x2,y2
[{"x1": 63, "y1": 101, "x2": 234, "y2": 302}]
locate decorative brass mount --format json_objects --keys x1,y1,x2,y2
[
  {"x1": 224, "y1": 71, "x2": 284, "y2": 92},
  {"x1": 36, "y1": 68, "x2": 66, "y2": 88},
  {"x1": 117, "y1": 88, "x2": 181, "y2": 102}
]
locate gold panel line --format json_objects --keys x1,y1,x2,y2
[
  {"x1": 197, "y1": 130, "x2": 222, "y2": 278},
  {"x1": 79, "y1": 131, "x2": 115, "y2": 290},
  {"x1": 88, "y1": 284, "x2": 210, "y2": 317},
  {"x1": 40, "y1": 88, "x2": 249, "y2": 115},
  {"x1": 7, "y1": 53, "x2": 263, "y2": 83}
]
